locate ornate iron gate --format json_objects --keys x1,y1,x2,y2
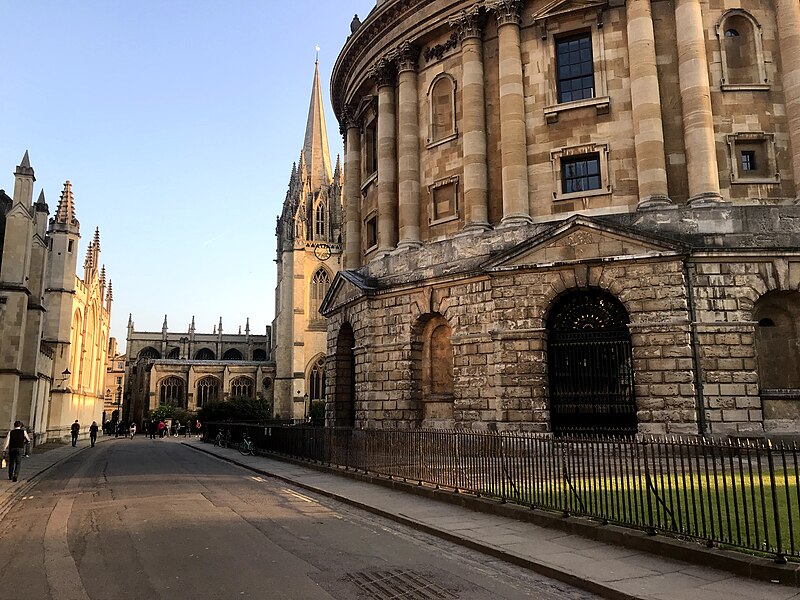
[{"x1": 547, "y1": 291, "x2": 637, "y2": 435}]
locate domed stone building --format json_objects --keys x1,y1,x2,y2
[{"x1": 321, "y1": 0, "x2": 800, "y2": 436}]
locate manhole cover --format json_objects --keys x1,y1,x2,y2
[{"x1": 346, "y1": 569, "x2": 458, "y2": 600}]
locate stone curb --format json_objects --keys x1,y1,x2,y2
[{"x1": 185, "y1": 442, "x2": 800, "y2": 590}]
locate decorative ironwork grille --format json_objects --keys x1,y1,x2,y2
[{"x1": 547, "y1": 291, "x2": 636, "y2": 435}]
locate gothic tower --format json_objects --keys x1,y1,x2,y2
[{"x1": 273, "y1": 60, "x2": 343, "y2": 420}]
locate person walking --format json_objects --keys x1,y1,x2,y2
[
  {"x1": 195, "y1": 420, "x2": 202, "y2": 439},
  {"x1": 3, "y1": 421, "x2": 31, "y2": 482},
  {"x1": 130, "y1": 422, "x2": 137, "y2": 439},
  {"x1": 89, "y1": 421, "x2": 99, "y2": 447},
  {"x1": 70, "y1": 420, "x2": 80, "y2": 447},
  {"x1": 157, "y1": 420, "x2": 166, "y2": 438}
]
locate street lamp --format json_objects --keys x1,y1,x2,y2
[{"x1": 56, "y1": 368, "x2": 71, "y2": 387}]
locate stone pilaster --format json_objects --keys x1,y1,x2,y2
[
  {"x1": 342, "y1": 108, "x2": 363, "y2": 268},
  {"x1": 776, "y1": 0, "x2": 800, "y2": 199},
  {"x1": 491, "y1": 0, "x2": 531, "y2": 225},
  {"x1": 371, "y1": 58, "x2": 399, "y2": 254},
  {"x1": 675, "y1": 0, "x2": 722, "y2": 205},
  {"x1": 451, "y1": 6, "x2": 490, "y2": 230},
  {"x1": 627, "y1": 0, "x2": 671, "y2": 209},
  {"x1": 395, "y1": 42, "x2": 422, "y2": 248}
]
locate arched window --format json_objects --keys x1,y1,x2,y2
[
  {"x1": 222, "y1": 348, "x2": 243, "y2": 361},
  {"x1": 253, "y1": 349, "x2": 267, "y2": 361},
  {"x1": 717, "y1": 10, "x2": 766, "y2": 88},
  {"x1": 753, "y1": 291, "x2": 800, "y2": 391},
  {"x1": 428, "y1": 74, "x2": 456, "y2": 144},
  {"x1": 167, "y1": 348, "x2": 180, "y2": 359},
  {"x1": 310, "y1": 269, "x2": 331, "y2": 321},
  {"x1": 159, "y1": 376, "x2": 185, "y2": 407},
  {"x1": 138, "y1": 347, "x2": 161, "y2": 360},
  {"x1": 308, "y1": 356, "x2": 326, "y2": 401},
  {"x1": 230, "y1": 376, "x2": 253, "y2": 398},
  {"x1": 196, "y1": 377, "x2": 219, "y2": 409},
  {"x1": 546, "y1": 290, "x2": 636, "y2": 436},
  {"x1": 70, "y1": 309, "x2": 82, "y2": 386},
  {"x1": 314, "y1": 202, "x2": 327, "y2": 239},
  {"x1": 195, "y1": 348, "x2": 215, "y2": 360}
]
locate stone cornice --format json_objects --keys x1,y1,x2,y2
[{"x1": 489, "y1": 0, "x2": 524, "y2": 26}]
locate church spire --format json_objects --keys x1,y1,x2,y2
[
  {"x1": 55, "y1": 180, "x2": 78, "y2": 226},
  {"x1": 302, "y1": 60, "x2": 333, "y2": 191}
]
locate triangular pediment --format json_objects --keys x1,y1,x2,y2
[
  {"x1": 320, "y1": 270, "x2": 378, "y2": 316},
  {"x1": 532, "y1": 0, "x2": 607, "y2": 21},
  {"x1": 486, "y1": 215, "x2": 685, "y2": 271}
]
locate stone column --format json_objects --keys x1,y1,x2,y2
[
  {"x1": 776, "y1": 0, "x2": 800, "y2": 199},
  {"x1": 395, "y1": 42, "x2": 422, "y2": 248},
  {"x1": 675, "y1": 0, "x2": 722, "y2": 204},
  {"x1": 492, "y1": 0, "x2": 531, "y2": 225},
  {"x1": 451, "y1": 6, "x2": 490, "y2": 230},
  {"x1": 372, "y1": 58, "x2": 399, "y2": 254},
  {"x1": 627, "y1": 0, "x2": 671, "y2": 209},
  {"x1": 342, "y1": 109, "x2": 363, "y2": 268}
]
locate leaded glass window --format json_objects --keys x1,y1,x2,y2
[{"x1": 230, "y1": 376, "x2": 253, "y2": 398}]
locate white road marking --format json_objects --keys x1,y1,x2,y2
[
  {"x1": 44, "y1": 497, "x2": 90, "y2": 600},
  {"x1": 282, "y1": 489, "x2": 314, "y2": 503}
]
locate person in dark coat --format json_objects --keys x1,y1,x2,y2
[
  {"x1": 70, "y1": 420, "x2": 80, "y2": 447},
  {"x1": 3, "y1": 421, "x2": 31, "y2": 482},
  {"x1": 89, "y1": 421, "x2": 99, "y2": 447}
]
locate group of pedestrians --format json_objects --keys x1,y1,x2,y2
[{"x1": 142, "y1": 419, "x2": 201, "y2": 439}]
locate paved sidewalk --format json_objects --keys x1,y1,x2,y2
[
  {"x1": 185, "y1": 439, "x2": 800, "y2": 600},
  {"x1": 0, "y1": 434, "x2": 114, "y2": 520}
]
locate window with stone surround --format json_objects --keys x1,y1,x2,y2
[
  {"x1": 308, "y1": 355, "x2": 326, "y2": 401},
  {"x1": 159, "y1": 376, "x2": 185, "y2": 407},
  {"x1": 754, "y1": 291, "x2": 800, "y2": 393},
  {"x1": 428, "y1": 176, "x2": 459, "y2": 225},
  {"x1": 195, "y1": 347, "x2": 215, "y2": 360},
  {"x1": 541, "y1": 23, "x2": 609, "y2": 123},
  {"x1": 716, "y1": 10, "x2": 768, "y2": 91},
  {"x1": 309, "y1": 268, "x2": 331, "y2": 321},
  {"x1": 364, "y1": 212, "x2": 378, "y2": 252},
  {"x1": 551, "y1": 143, "x2": 610, "y2": 201},
  {"x1": 230, "y1": 376, "x2": 253, "y2": 399},
  {"x1": 253, "y1": 349, "x2": 267, "y2": 361},
  {"x1": 726, "y1": 133, "x2": 778, "y2": 184},
  {"x1": 196, "y1": 377, "x2": 219, "y2": 408},
  {"x1": 364, "y1": 118, "x2": 378, "y2": 178},
  {"x1": 414, "y1": 313, "x2": 454, "y2": 424},
  {"x1": 314, "y1": 201, "x2": 327, "y2": 239},
  {"x1": 427, "y1": 73, "x2": 457, "y2": 146},
  {"x1": 223, "y1": 348, "x2": 243, "y2": 361}
]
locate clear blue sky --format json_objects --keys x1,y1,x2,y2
[{"x1": 1, "y1": 0, "x2": 375, "y2": 351}]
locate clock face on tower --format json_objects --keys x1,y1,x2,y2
[{"x1": 314, "y1": 244, "x2": 331, "y2": 261}]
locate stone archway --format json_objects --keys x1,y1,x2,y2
[
  {"x1": 546, "y1": 289, "x2": 636, "y2": 435},
  {"x1": 411, "y1": 313, "x2": 454, "y2": 428}
]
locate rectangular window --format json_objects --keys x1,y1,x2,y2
[
  {"x1": 741, "y1": 150, "x2": 757, "y2": 171},
  {"x1": 561, "y1": 154, "x2": 601, "y2": 194},
  {"x1": 116, "y1": 376, "x2": 122, "y2": 385},
  {"x1": 365, "y1": 121, "x2": 378, "y2": 176},
  {"x1": 556, "y1": 33, "x2": 595, "y2": 103},
  {"x1": 365, "y1": 215, "x2": 378, "y2": 250},
  {"x1": 67, "y1": 240, "x2": 74, "y2": 252}
]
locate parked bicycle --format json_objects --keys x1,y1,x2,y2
[
  {"x1": 214, "y1": 429, "x2": 230, "y2": 448},
  {"x1": 239, "y1": 432, "x2": 255, "y2": 456}
]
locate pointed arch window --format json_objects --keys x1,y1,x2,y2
[
  {"x1": 310, "y1": 269, "x2": 331, "y2": 321},
  {"x1": 195, "y1": 348, "x2": 215, "y2": 360},
  {"x1": 315, "y1": 201, "x2": 327, "y2": 239},
  {"x1": 138, "y1": 346, "x2": 160, "y2": 360},
  {"x1": 230, "y1": 376, "x2": 253, "y2": 399},
  {"x1": 159, "y1": 376, "x2": 185, "y2": 407},
  {"x1": 309, "y1": 356, "x2": 326, "y2": 401},
  {"x1": 196, "y1": 377, "x2": 219, "y2": 408},
  {"x1": 222, "y1": 348, "x2": 243, "y2": 361}
]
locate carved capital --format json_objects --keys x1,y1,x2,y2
[
  {"x1": 369, "y1": 57, "x2": 397, "y2": 88},
  {"x1": 339, "y1": 106, "x2": 359, "y2": 137},
  {"x1": 393, "y1": 41, "x2": 420, "y2": 73},
  {"x1": 490, "y1": 0, "x2": 523, "y2": 27},
  {"x1": 449, "y1": 5, "x2": 486, "y2": 42}
]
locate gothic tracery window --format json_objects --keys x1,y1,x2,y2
[
  {"x1": 308, "y1": 356, "x2": 326, "y2": 401},
  {"x1": 196, "y1": 377, "x2": 219, "y2": 409},
  {"x1": 315, "y1": 202, "x2": 327, "y2": 239},
  {"x1": 195, "y1": 348, "x2": 215, "y2": 360},
  {"x1": 223, "y1": 348, "x2": 243, "y2": 361},
  {"x1": 230, "y1": 376, "x2": 253, "y2": 398},
  {"x1": 159, "y1": 376, "x2": 185, "y2": 407},
  {"x1": 310, "y1": 268, "x2": 331, "y2": 321}
]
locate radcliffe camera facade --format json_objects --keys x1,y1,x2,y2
[{"x1": 321, "y1": 0, "x2": 800, "y2": 435}]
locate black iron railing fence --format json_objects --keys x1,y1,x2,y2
[{"x1": 204, "y1": 422, "x2": 800, "y2": 563}]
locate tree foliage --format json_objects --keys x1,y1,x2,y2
[{"x1": 197, "y1": 396, "x2": 272, "y2": 423}]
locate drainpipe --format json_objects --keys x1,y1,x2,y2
[{"x1": 684, "y1": 259, "x2": 708, "y2": 436}]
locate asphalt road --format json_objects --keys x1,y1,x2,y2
[{"x1": 0, "y1": 438, "x2": 599, "y2": 600}]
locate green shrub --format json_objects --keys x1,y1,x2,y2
[{"x1": 198, "y1": 396, "x2": 272, "y2": 423}]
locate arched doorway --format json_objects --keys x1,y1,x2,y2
[
  {"x1": 334, "y1": 323, "x2": 356, "y2": 427},
  {"x1": 546, "y1": 290, "x2": 636, "y2": 435}
]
